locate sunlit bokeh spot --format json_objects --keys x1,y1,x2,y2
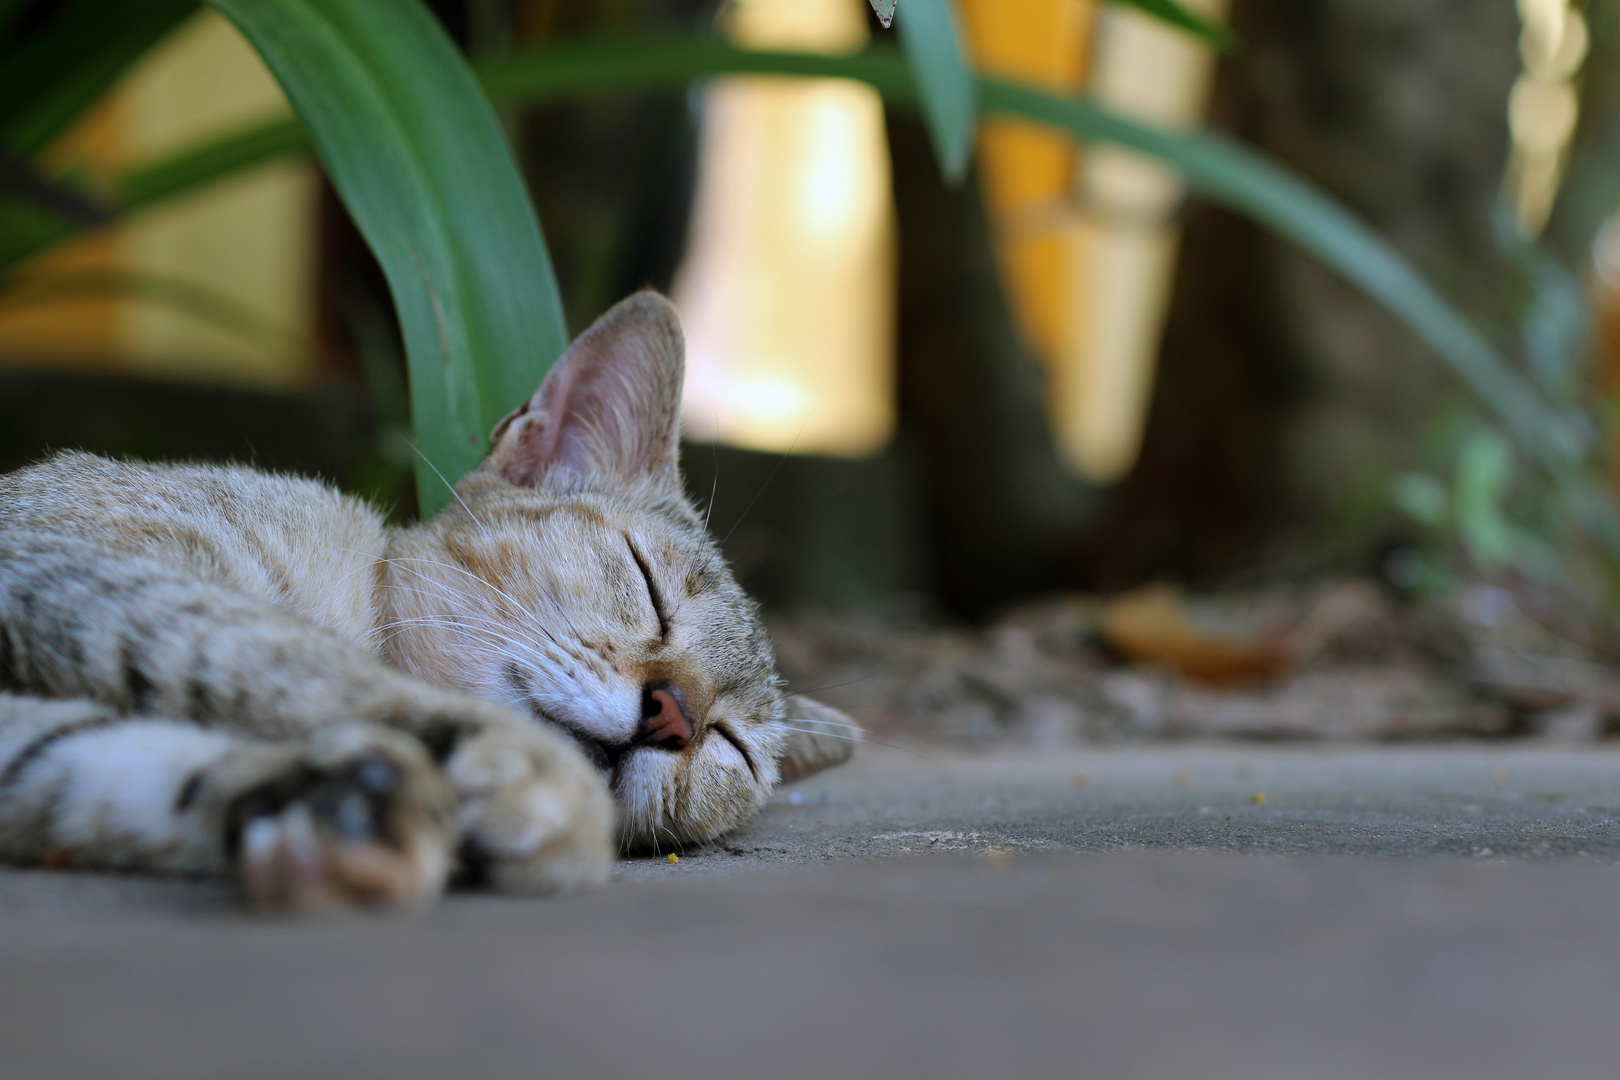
[
  {"x1": 1506, "y1": 0, "x2": 1586, "y2": 237},
  {"x1": 673, "y1": 0, "x2": 896, "y2": 458}
]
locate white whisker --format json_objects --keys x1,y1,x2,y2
[
  {"x1": 387, "y1": 556, "x2": 562, "y2": 649},
  {"x1": 377, "y1": 616, "x2": 554, "y2": 669},
  {"x1": 396, "y1": 432, "x2": 495, "y2": 544}
]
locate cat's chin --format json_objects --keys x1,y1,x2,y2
[{"x1": 610, "y1": 744, "x2": 771, "y2": 854}]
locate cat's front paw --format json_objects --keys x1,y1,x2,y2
[
  {"x1": 227, "y1": 726, "x2": 455, "y2": 912},
  {"x1": 444, "y1": 722, "x2": 614, "y2": 893}
]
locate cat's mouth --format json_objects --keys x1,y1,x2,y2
[{"x1": 525, "y1": 706, "x2": 630, "y2": 790}]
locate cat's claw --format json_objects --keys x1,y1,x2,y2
[
  {"x1": 229, "y1": 728, "x2": 455, "y2": 912},
  {"x1": 444, "y1": 723, "x2": 615, "y2": 894}
]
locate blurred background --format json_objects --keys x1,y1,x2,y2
[{"x1": 5, "y1": 0, "x2": 1620, "y2": 744}]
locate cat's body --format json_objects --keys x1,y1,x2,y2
[{"x1": 0, "y1": 294, "x2": 852, "y2": 910}]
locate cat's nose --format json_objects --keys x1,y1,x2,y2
[{"x1": 640, "y1": 683, "x2": 694, "y2": 750}]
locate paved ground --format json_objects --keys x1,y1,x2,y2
[{"x1": 7, "y1": 743, "x2": 1620, "y2": 1079}]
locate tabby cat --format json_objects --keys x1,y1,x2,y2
[{"x1": 0, "y1": 292, "x2": 854, "y2": 910}]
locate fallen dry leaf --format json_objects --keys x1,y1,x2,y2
[{"x1": 1101, "y1": 584, "x2": 1293, "y2": 685}]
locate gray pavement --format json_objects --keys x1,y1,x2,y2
[{"x1": 7, "y1": 743, "x2": 1620, "y2": 1079}]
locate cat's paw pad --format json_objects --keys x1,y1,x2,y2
[
  {"x1": 229, "y1": 730, "x2": 454, "y2": 912},
  {"x1": 444, "y1": 724, "x2": 614, "y2": 894}
]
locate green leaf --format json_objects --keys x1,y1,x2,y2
[
  {"x1": 203, "y1": 0, "x2": 568, "y2": 515},
  {"x1": 1453, "y1": 429, "x2": 1516, "y2": 569},
  {"x1": 1392, "y1": 472, "x2": 1448, "y2": 529},
  {"x1": 869, "y1": 0, "x2": 896, "y2": 30},
  {"x1": 119, "y1": 118, "x2": 308, "y2": 214},
  {"x1": 1109, "y1": 0, "x2": 1236, "y2": 50},
  {"x1": 895, "y1": 0, "x2": 976, "y2": 183},
  {"x1": 0, "y1": 0, "x2": 199, "y2": 157}
]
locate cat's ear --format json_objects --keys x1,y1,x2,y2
[
  {"x1": 488, "y1": 291, "x2": 684, "y2": 489},
  {"x1": 776, "y1": 695, "x2": 860, "y2": 784}
]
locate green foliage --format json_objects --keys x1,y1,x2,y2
[
  {"x1": 1391, "y1": 213, "x2": 1620, "y2": 605},
  {"x1": 120, "y1": 119, "x2": 308, "y2": 214},
  {"x1": 894, "y1": 0, "x2": 976, "y2": 183},
  {"x1": 205, "y1": 0, "x2": 567, "y2": 515},
  {"x1": 10, "y1": 31, "x2": 1565, "y2": 511},
  {"x1": 0, "y1": 0, "x2": 198, "y2": 267},
  {"x1": 0, "y1": 1, "x2": 1604, "y2": 597}
]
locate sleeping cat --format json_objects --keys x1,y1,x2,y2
[{"x1": 0, "y1": 292, "x2": 854, "y2": 910}]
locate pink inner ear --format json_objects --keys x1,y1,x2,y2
[{"x1": 490, "y1": 292, "x2": 684, "y2": 488}]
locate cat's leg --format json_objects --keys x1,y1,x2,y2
[
  {"x1": 0, "y1": 537, "x2": 613, "y2": 894},
  {"x1": 0, "y1": 692, "x2": 455, "y2": 909}
]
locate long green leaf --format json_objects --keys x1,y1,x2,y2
[
  {"x1": 0, "y1": 0, "x2": 198, "y2": 156},
  {"x1": 895, "y1": 0, "x2": 976, "y2": 183},
  {"x1": 203, "y1": 0, "x2": 567, "y2": 514},
  {"x1": 120, "y1": 118, "x2": 308, "y2": 213}
]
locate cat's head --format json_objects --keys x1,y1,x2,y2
[{"x1": 386, "y1": 292, "x2": 853, "y2": 851}]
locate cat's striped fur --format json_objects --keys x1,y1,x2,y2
[{"x1": 0, "y1": 293, "x2": 853, "y2": 910}]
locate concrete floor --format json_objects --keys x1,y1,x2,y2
[{"x1": 6, "y1": 743, "x2": 1620, "y2": 1079}]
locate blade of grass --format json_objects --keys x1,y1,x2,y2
[
  {"x1": 895, "y1": 0, "x2": 976, "y2": 183},
  {"x1": 204, "y1": 0, "x2": 567, "y2": 514}
]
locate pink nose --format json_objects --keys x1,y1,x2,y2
[{"x1": 643, "y1": 686, "x2": 694, "y2": 750}]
